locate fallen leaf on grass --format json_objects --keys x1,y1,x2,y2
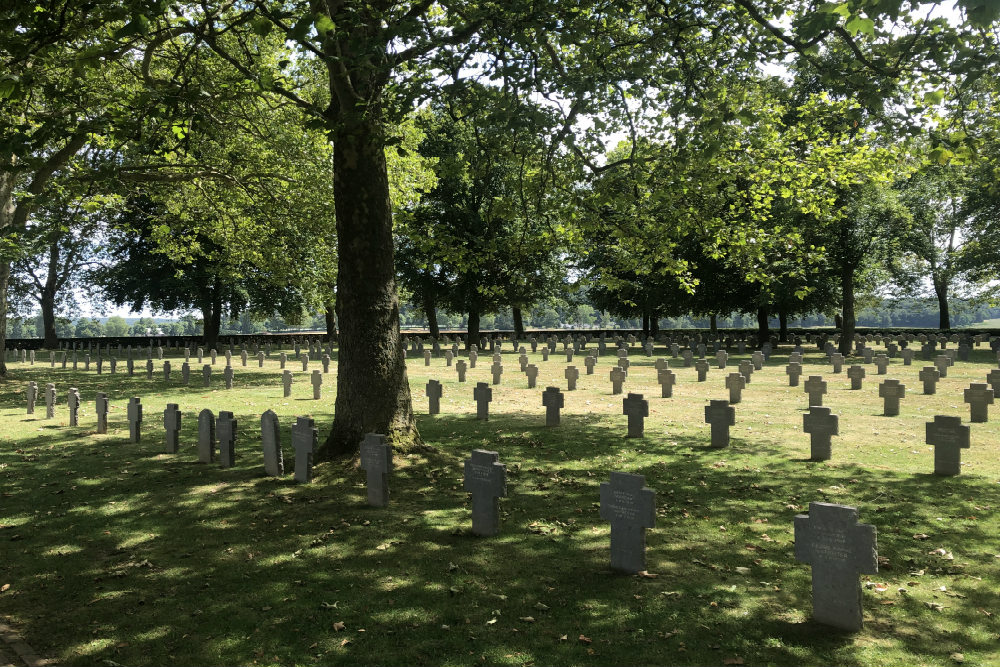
[
  {"x1": 333, "y1": 621, "x2": 346, "y2": 631},
  {"x1": 950, "y1": 653, "x2": 964, "y2": 663},
  {"x1": 519, "y1": 616, "x2": 535, "y2": 623},
  {"x1": 637, "y1": 570, "x2": 657, "y2": 578},
  {"x1": 578, "y1": 634, "x2": 592, "y2": 644},
  {"x1": 0, "y1": 583, "x2": 9, "y2": 592},
  {"x1": 723, "y1": 658, "x2": 745, "y2": 665},
  {"x1": 913, "y1": 533, "x2": 930, "y2": 540},
  {"x1": 340, "y1": 639, "x2": 351, "y2": 647},
  {"x1": 925, "y1": 602, "x2": 945, "y2": 611}
]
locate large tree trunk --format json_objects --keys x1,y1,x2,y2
[
  {"x1": 423, "y1": 291, "x2": 439, "y2": 339},
  {"x1": 202, "y1": 300, "x2": 221, "y2": 350},
  {"x1": 839, "y1": 267, "x2": 856, "y2": 356},
  {"x1": 467, "y1": 308, "x2": 481, "y2": 351},
  {"x1": 709, "y1": 313, "x2": 718, "y2": 336},
  {"x1": 778, "y1": 308, "x2": 789, "y2": 342},
  {"x1": 322, "y1": 117, "x2": 416, "y2": 457},
  {"x1": 40, "y1": 290, "x2": 58, "y2": 349},
  {"x1": 650, "y1": 310, "x2": 659, "y2": 337},
  {"x1": 933, "y1": 276, "x2": 950, "y2": 330},
  {"x1": 756, "y1": 306, "x2": 769, "y2": 344},
  {"x1": 324, "y1": 299, "x2": 337, "y2": 339},
  {"x1": 641, "y1": 311, "x2": 650, "y2": 338},
  {"x1": 512, "y1": 306, "x2": 524, "y2": 341},
  {"x1": 0, "y1": 260, "x2": 9, "y2": 377}
]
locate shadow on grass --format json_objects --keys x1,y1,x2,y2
[{"x1": 0, "y1": 378, "x2": 997, "y2": 666}]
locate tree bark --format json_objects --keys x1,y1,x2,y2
[
  {"x1": 202, "y1": 300, "x2": 221, "y2": 350},
  {"x1": 324, "y1": 299, "x2": 337, "y2": 339},
  {"x1": 778, "y1": 309, "x2": 788, "y2": 342},
  {"x1": 512, "y1": 306, "x2": 524, "y2": 341},
  {"x1": 467, "y1": 308, "x2": 481, "y2": 351},
  {"x1": 0, "y1": 261, "x2": 9, "y2": 377},
  {"x1": 933, "y1": 276, "x2": 950, "y2": 330},
  {"x1": 650, "y1": 311, "x2": 659, "y2": 337},
  {"x1": 322, "y1": 116, "x2": 416, "y2": 457},
  {"x1": 756, "y1": 306, "x2": 769, "y2": 344},
  {"x1": 839, "y1": 267, "x2": 856, "y2": 356},
  {"x1": 423, "y1": 291, "x2": 439, "y2": 339},
  {"x1": 709, "y1": 313, "x2": 718, "y2": 336},
  {"x1": 642, "y1": 311, "x2": 650, "y2": 338}
]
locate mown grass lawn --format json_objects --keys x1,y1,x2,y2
[{"x1": 1, "y1": 340, "x2": 998, "y2": 666}]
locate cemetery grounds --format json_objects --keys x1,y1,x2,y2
[{"x1": 0, "y1": 339, "x2": 998, "y2": 666}]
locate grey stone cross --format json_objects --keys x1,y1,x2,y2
[
  {"x1": 874, "y1": 354, "x2": 888, "y2": 374},
  {"x1": 217, "y1": 411, "x2": 237, "y2": 467},
  {"x1": 695, "y1": 359, "x2": 710, "y2": 382},
  {"x1": 26, "y1": 381, "x2": 37, "y2": 415},
  {"x1": 738, "y1": 359, "x2": 753, "y2": 384},
  {"x1": 223, "y1": 365, "x2": 234, "y2": 389},
  {"x1": 361, "y1": 433, "x2": 393, "y2": 506},
  {"x1": 716, "y1": 350, "x2": 728, "y2": 369},
  {"x1": 542, "y1": 386, "x2": 564, "y2": 426},
  {"x1": 585, "y1": 355, "x2": 596, "y2": 374},
  {"x1": 964, "y1": 383, "x2": 994, "y2": 423},
  {"x1": 292, "y1": 416, "x2": 316, "y2": 482},
  {"x1": 68, "y1": 388, "x2": 80, "y2": 426},
  {"x1": 564, "y1": 365, "x2": 579, "y2": 391},
  {"x1": 786, "y1": 362, "x2": 803, "y2": 387},
  {"x1": 658, "y1": 369, "x2": 676, "y2": 398},
  {"x1": 803, "y1": 406, "x2": 838, "y2": 461},
  {"x1": 919, "y1": 366, "x2": 940, "y2": 395},
  {"x1": 804, "y1": 376, "x2": 827, "y2": 406},
  {"x1": 260, "y1": 410, "x2": 283, "y2": 476},
  {"x1": 622, "y1": 393, "x2": 648, "y2": 437},
  {"x1": 282, "y1": 370, "x2": 293, "y2": 397},
  {"x1": 726, "y1": 372, "x2": 745, "y2": 404},
  {"x1": 163, "y1": 403, "x2": 181, "y2": 453},
  {"x1": 96, "y1": 393, "x2": 108, "y2": 434},
  {"x1": 311, "y1": 369, "x2": 323, "y2": 399},
  {"x1": 926, "y1": 415, "x2": 970, "y2": 476},
  {"x1": 879, "y1": 379, "x2": 905, "y2": 416},
  {"x1": 491, "y1": 361, "x2": 503, "y2": 385},
  {"x1": 463, "y1": 449, "x2": 507, "y2": 536},
  {"x1": 44, "y1": 383, "x2": 56, "y2": 419},
  {"x1": 426, "y1": 379, "x2": 442, "y2": 414},
  {"x1": 202, "y1": 364, "x2": 212, "y2": 387},
  {"x1": 610, "y1": 367, "x2": 626, "y2": 394},
  {"x1": 198, "y1": 409, "x2": 216, "y2": 463},
  {"x1": 473, "y1": 382, "x2": 492, "y2": 420},
  {"x1": 934, "y1": 354, "x2": 950, "y2": 377},
  {"x1": 127, "y1": 397, "x2": 142, "y2": 443},
  {"x1": 794, "y1": 502, "x2": 877, "y2": 631},
  {"x1": 846, "y1": 365, "x2": 865, "y2": 390},
  {"x1": 599, "y1": 472, "x2": 655, "y2": 574},
  {"x1": 456, "y1": 359, "x2": 468, "y2": 382},
  {"x1": 704, "y1": 399, "x2": 735, "y2": 448}
]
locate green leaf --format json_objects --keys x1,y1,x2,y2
[
  {"x1": 314, "y1": 14, "x2": 336, "y2": 36},
  {"x1": 251, "y1": 17, "x2": 273, "y2": 37},
  {"x1": 844, "y1": 16, "x2": 875, "y2": 36},
  {"x1": 922, "y1": 90, "x2": 946, "y2": 105}
]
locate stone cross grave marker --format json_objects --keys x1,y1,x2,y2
[
  {"x1": 310, "y1": 369, "x2": 322, "y2": 399},
  {"x1": 738, "y1": 359, "x2": 753, "y2": 384},
  {"x1": 726, "y1": 372, "x2": 745, "y2": 404},
  {"x1": 926, "y1": 415, "x2": 970, "y2": 476},
  {"x1": 599, "y1": 472, "x2": 655, "y2": 574},
  {"x1": 211, "y1": 349, "x2": 217, "y2": 365},
  {"x1": 681, "y1": 349, "x2": 693, "y2": 367},
  {"x1": 705, "y1": 399, "x2": 735, "y2": 448},
  {"x1": 302, "y1": 353, "x2": 309, "y2": 372},
  {"x1": 110, "y1": 357, "x2": 117, "y2": 375},
  {"x1": 446, "y1": 350, "x2": 454, "y2": 367},
  {"x1": 198, "y1": 409, "x2": 216, "y2": 463},
  {"x1": 456, "y1": 359, "x2": 468, "y2": 382},
  {"x1": 861, "y1": 348, "x2": 874, "y2": 364},
  {"x1": 622, "y1": 393, "x2": 648, "y2": 437},
  {"x1": 26, "y1": 381, "x2": 36, "y2": 415},
  {"x1": 96, "y1": 393, "x2": 108, "y2": 434},
  {"x1": 658, "y1": 369, "x2": 676, "y2": 398},
  {"x1": 68, "y1": 388, "x2": 80, "y2": 426},
  {"x1": 291, "y1": 416, "x2": 316, "y2": 483},
  {"x1": 540, "y1": 348, "x2": 548, "y2": 362},
  {"x1": 542, "y1": 386, "x2": 564, "y2": 426},
  {"x1": 695, "y1": 359, "x2": 709, "y2": 382},
  {"x1": 846, "y1": 365, "x2": 865, "y2": 390},
  {"x1": 565, "y1": 349, "x2": 574, "y2": 363},
  {"x1": 618, "y1": 357, "x2": 630, "y2": 373},
  {"x1": 491, "y1": 361, "x2": 503, "y2": 385},
  {"x1": 463, "y1": 449, "x2": 507, "y2": 536},
  {"x1": 716, "y1": 350, "x2": 728, "y2": 369},
  {"x1": 258, "y1": 351, "x2": 265, "y2": 367},
  {"x1": 360, "y1": 433, "x2": 393, "y2": 506},
  {"x1": 279, "y1": 352, "x2": 287, "y2": 369},
  {"x1": 585, "y1": 355, "x2": 596, "y2": 374},
  {"x1": 610, "y1": 367, "x2": 626, "y2": 394},
  {"x1": 127, "y1": 397, "x2": 142, "y2": 443},
  {"x1": 217, "y1": 411, "x2": 237, "y2": 468},
  {"x1": 964, "y1": 383, "x2": 994, "y2": 423},
  {"x1": 986, "y1": 368, "x2": 1000, "y2": 395},
  {"x1": 794, "y1": 502, "x2": 877, "y2": 631},
  {"x1": 901, "y1": 348, "x2": 915, "y2": 365},
  {"x1": 241, "y1": 350, "x2": 248, "y2": 367},
  {"x1": 163, "y1": 360, "x2": 171, "y2": 381},
  {"x1": 423, "y1": 350, "x2": 431, "y2": 366},
  {"x1": 879, "y1": 379, "x2": 905, "y2": 416},
  {"x1": 145, "y1": 358, "x2": 153, "y2": 379},
  {"x1": 786, "y1": 362, "x2": 803, "y2": 386},
  {"x1": 565, "y1": 365, "x2": 579, "y2": 390},
  {"x1": 474, "y1": 382, "x2": 492, "y2": 420},
  {"x1": 426, "y1": 379, "x2": 442, "y2": 414},
  {"x1": 202, "y1": 364, "x2": 211, "y2": 387},
  {"x1": 874, "y1": 354, "x2": 888, "y2": 374},
  {"x1": 803, "y1": 406, "x2": 839, "y2": 461},
  {"x1": 751, "y1": 350, "x2": 764, "y2": 370},
  {"x1": 919, "y1": 366, "x2": 940, "y2": 394},
  {"x1": 282, "y1": 370, "x2": 293, "y2": 397},
  {"x1": 163, "y1": 404, "x2": 181, "y2": 453},
  {"x1": 126, "y1": 358, "x2": 134, "y2": 376},
  {"x1": 223, "y1": 366, "x2": 234, "y2": 389},
  {"x1": 260, "y1": 410, "x2": 283, "y2": 476},
  {"x1": 44, "y1": 383, "x2": 56, "y2": 419},
  {"x1": 830, "y1": 353, "x2": 844, "y2": 373},
  {"x1": 934, "y1": 354, "x2": 950, "y2": 378},
  {"x1": 804, "y1": 376, "x2": 827, "y2": 406},
  {"x1": 180, "y1": 362, "x2": 190, "y2": 385}
]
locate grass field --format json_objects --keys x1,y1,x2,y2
[{"x1": 1, "y1": 340, "x2": 998, "y2": 666}]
